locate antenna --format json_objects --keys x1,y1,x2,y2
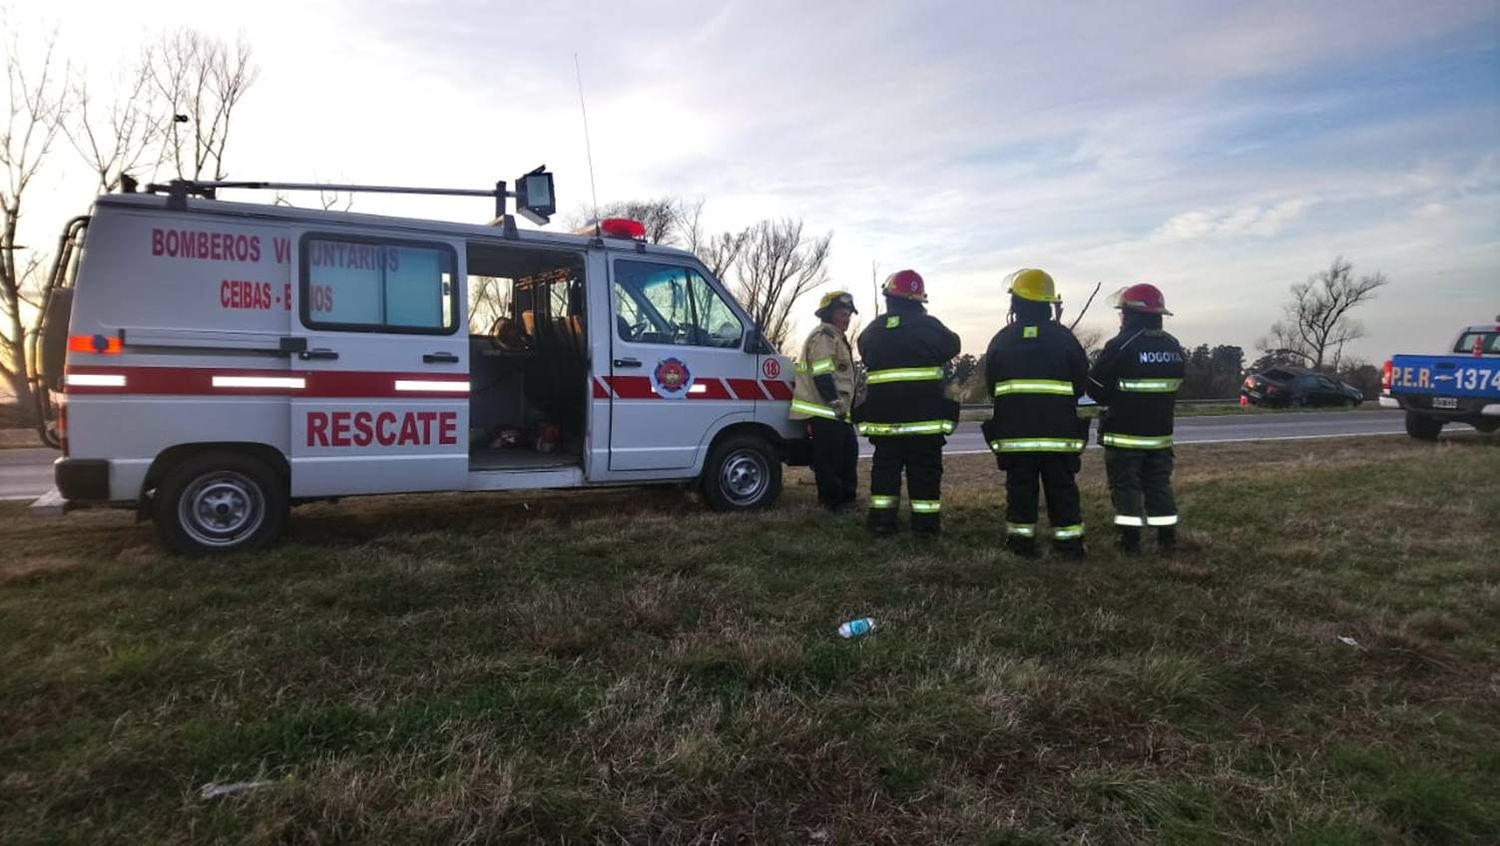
[{"x1": 574, "y1": 53, "x2": 601, "y2": 236}]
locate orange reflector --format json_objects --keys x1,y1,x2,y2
[{"x1": 68, "y1": 334, "x2": 122, "y2": 354}]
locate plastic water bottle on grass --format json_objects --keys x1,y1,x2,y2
[{"x1": 838, "y1": 617, "x2": 877, "y2": 638}]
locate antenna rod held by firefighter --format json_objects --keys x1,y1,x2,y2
[{"x1": 1068, "y1": 282, "x2": 1103, "y2": 331}]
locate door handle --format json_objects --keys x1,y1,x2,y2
[
  {"x1": 298, "y1": 348, "x2": 339, "y2": 361},
  {"x1": 423, "y1": 351, "x2": 459, "y2": 364},
  {"x1": 613, "y1": 358, "x2": 642, "y2": 368}
]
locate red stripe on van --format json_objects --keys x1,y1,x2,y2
[
  {"x1": 605, "y1": 375, "x2": 656, "y2": 399},
  {"x1": 761, "y1": 380, "x2": 793, "y2": 400},
  {"x1": 63, "y1": 365, "x2": 469, "y2": 398},
  {"x1": 726, "y1": 378, "x2": 767, "y2": 400},
  {"x1": 687, "y1": 378, "x2": 733, "y2": 400},
  {"x1": 592, "y1": 378, "x2": 610, "y2": 399}
]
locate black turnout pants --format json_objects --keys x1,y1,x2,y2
[
  {"x1": 808, "y1": 418, "x2": 858, "y2": 508},
  {"x1": 868, "y1": 435, "x2": 945, "y2": 532},
  {"x1": 1001, "y1": 452, "x2": 1084, "y2": 545},
  {"x1": 1103, "y1": 447, "x2": 1177, "y2": 529}
]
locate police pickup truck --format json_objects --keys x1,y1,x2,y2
[{"x1": 1381, "y1": 320, "x2": 1500, "y2": 439}]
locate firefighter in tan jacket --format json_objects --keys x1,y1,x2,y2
[{"x1": 791, "y1": 291, "x2": 863, "y2": 512}]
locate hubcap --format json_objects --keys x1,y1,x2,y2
[
  {"x1": 719, "y1": 449, "x2": 768, "y2": 506},
  {"x1": 178, "y1": 471, "x2": 265, "y2": 548}
]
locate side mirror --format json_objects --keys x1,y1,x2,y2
[{"x1": 747, "y1": 329, "x2": 775, "y2": 355}]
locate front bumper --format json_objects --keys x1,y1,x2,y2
[{"x1": 55, "y1": 458, "x2": 110, "y2": 501}]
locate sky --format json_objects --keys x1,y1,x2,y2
[{"x1": 10, "y1": 0, "x2": 1500, "y2": 363}]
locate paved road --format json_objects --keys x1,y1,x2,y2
[
  {"x1": 859, "y1": 409, "x2": 1407, "y2": 456},
  {"x1": 0, "y1": 410, "x2": 1410, "y2": 500},
  {"x1": 1, "y1": 448, "x2": 60, "y2": 501}
]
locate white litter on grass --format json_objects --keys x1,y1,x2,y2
[
  {"x1": 199, "y1": 780, "x2": 275, "y2": 800},
  {"x1": 1337, "y1": 636, "x2": 1360, "y2": 648}
]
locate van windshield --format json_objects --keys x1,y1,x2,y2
[{"x1": 613, "y1": 260, "x2": 743, "y2": 349}]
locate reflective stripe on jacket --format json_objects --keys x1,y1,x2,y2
[
  {"x1": 855, "y1": 299, "x2": 961, "y2": 435},
  {"x1": 791, "y1": 322, "x2": 860, "y2": 421},
  {"x1": 1087, "y1": 328, "x2": 1185, "y2": 444},
  {"x1": 983, "y1": 319, "x2": 1089, "y2": 453}
]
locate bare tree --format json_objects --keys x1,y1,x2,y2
[
  {"x1": 467, "y1": 276, "x2": 512, "y2": 334},
  {"x1": 317, "y1": 187, "x2": 353, "y2": 212},
  {"x1": 149, "y1": 30, "x2": 256, "y2": 181},
  {"x1": 66, "y1": 55, "x2": 162, "y2": 193},
  {"x1": 1074, "y1": 326, "x2": 1106, "y2": 364},
  {"x1": 1259, "y1": 257, "x2": 1387, "y2": 370},
  {"x1": 567, "y1": 197, "x2": 685, "y2": 244},
  {"x1": 698, "y1": 228, "x2": 748, "y2": 280},
  {"x1": 677, "y1": 198, "x2": 748, "y2": 280},
  {"x1": 733, "y1": 217, "x2": 832, "y2": 351},
  {"x1": 1, "y1": 31, "x2": 70, "y2": 414}
]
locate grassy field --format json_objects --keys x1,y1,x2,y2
[{"x1": 1, "y1": 435, "x2": 1497, "y2": 843}]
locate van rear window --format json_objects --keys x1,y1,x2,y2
[{"x1": 301, "y1": 235, "x2": 457, "y2": 334}]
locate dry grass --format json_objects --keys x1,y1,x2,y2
[{"x1": 0, "y1": 434, "x2": 1497, "y2": 843}]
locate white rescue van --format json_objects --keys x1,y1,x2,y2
[{"x1": 38, "y1": 175, "x2": 804, "y2": 554}]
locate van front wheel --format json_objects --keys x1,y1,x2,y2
[
  {"x1": 153, "y1": 451, "x2": 287, "y2": 556},
  {"x1": 702, "y1": 434, "x2": 781, "y2": 512}
]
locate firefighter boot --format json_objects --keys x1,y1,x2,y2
[
  {"x1": 1117, "y1": 527, "x2": 1142, "y2": 554},
  {"x1": 1054, "y1": 539, "x2": 1088, "y2": 561},
  {"x1": 1157, "y1": 526, "x2": 1177, "y2": 554},
  {"x1": 1004, "y1": 535, "x2": 1039, "y2": 559},
  {"x1": 866, "y1": 508, "x2": 899, "y2": 537}
]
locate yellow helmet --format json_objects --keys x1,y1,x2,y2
[
  {"x1": 815, "y1": 290, "x2": 858, "y2": 317},
  {"x1": 1006, "y1": 268, "x2": 1061, "y2": 303}
]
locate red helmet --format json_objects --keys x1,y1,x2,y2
[
  {"x1": 1115, "y1": 283, "x2": 1172, "y2": 315},
  {"x1": 882, "y1": 269, "x2": 927, "y2": 303}
]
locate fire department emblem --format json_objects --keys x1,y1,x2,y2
[{"x1": 652, "y1": 357, "x2": 693, "y2": 398}]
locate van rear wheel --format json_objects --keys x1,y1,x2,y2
[
  {"x1": 153, "y1": 451, "x2": 287, "y2": 556},
  {"x1": 702, "y1": 434, "x2": 781, "y2": 512}
]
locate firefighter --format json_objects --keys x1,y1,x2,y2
[
  {"x1": 983, "y1": 268, "x2": 1090, "y2": 559},
  {"x1": 855, "y1": 270, "x2": 961, "y2": 536},
  {"x1": 790, "y1": 290, "x2": 862, "y2": 512},
  {"x1": 1087, "y1": 283, "x2": 1185, "y2": 553}
]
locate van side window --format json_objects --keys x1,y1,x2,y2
[
  {"x1": 612, "y1": 260, "x2": 743, "y2": 348},
  {"x1": 301, "y1": 236, "x2": 457, "y2": 334}
]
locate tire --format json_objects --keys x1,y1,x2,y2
[
  {"x1": 153, "y1": 450, "x2": 288, "y2": 556},
  {"x1": 1404, "y1": 411, "x2": 1444, "y2": 442},
  {"x1": 701, "y1": 434, "x2": 782, "y2": 512}
]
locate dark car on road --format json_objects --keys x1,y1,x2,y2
[{"x1": 1241, "y1": 367, "x2": 1364, "y2": 408}]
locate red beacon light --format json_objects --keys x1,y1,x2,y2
[{"x1": 598, "y1": 218, "x2": 647, "y2": 240}]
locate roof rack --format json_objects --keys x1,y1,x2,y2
[{"x1": 138, "y1": 165, "x2": 557, "y2": 234}]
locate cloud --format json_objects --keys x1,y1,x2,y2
[
  {"x1": 10, "y1": 0, "x2": 1499, "y2": 365},
  {"x1": 1153, "y1": 198, "x2": 1313, "y2": 242}
]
